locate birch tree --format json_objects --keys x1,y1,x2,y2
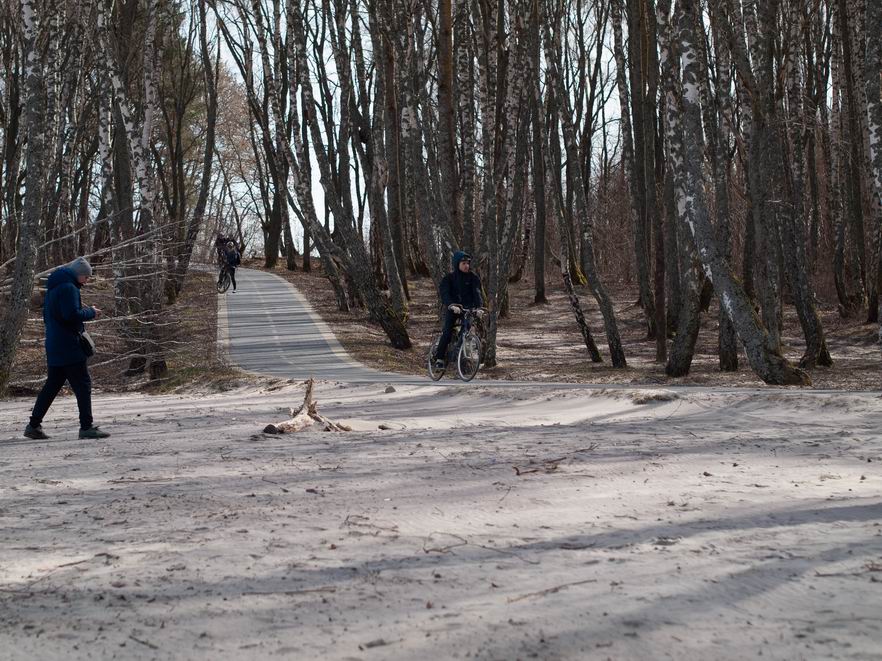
[
  {"x1": 0, "y1": 0, "x2": 47, "y2": 393},
  {"x1": 675, "y1": 0, "x2": 809, "y2": 385},
  {"x1": 866, "y1": 0, "x2": 882, "y2": 332},
  {"x1": 545, "y1": 0, "x2": 626, "y2": 367}
]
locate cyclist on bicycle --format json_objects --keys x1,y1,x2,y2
[
  {"x1": 433, "y1": 250, "x2": 483, "y2": 368},
  {"x1": 219, "y1": 241, "x2": 241, "y2": 292}
]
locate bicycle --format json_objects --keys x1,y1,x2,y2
[
  {"x1": 428, "y1": 307, "x2": 486, "y2": 382},
  {"x1": 216, "y1": 264, "x2": 232, "y2": 293}
]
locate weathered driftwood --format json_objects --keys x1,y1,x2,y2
[{"x1": 263, "y1": 379, "x2": 351, "y2": 434}]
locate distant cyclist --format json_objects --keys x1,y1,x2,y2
[
  {"x1": 220, "y1": 241, "x2": 241, "y2": 292},
  {"x1": 432, "y1": 250, "x2": 483, "y2": 368}
]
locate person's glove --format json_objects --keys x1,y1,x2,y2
[{"x1": 448, "y1": 304, "x2": 462, "y2": 314}]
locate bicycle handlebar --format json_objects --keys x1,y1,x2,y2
[{"x1": 448, "y1": 305, "x2": 488, "y2": 313}]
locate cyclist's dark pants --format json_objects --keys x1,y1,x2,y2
[
  {"x1": 229, "y1": 267, "x2": 237, "y2": 291},
  {"x1": 434, "y1": 310, "x2": 461, "y2": 361}
]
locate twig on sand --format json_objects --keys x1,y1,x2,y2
[
  {"x1": 422, "y1": 532, "x2": 468, "y2": 554},
  {"x1": 421, "y1": 533, "x2": 539, "y2": 565},
  {"x1": 513, "y1": 462, "x2": 560, "y2": 476},
  {"x1": 507, "y1": 578, "x2": 598, "y2": 603},
  {"x1": 261, "y1": 477, "x2": 290, "y2": 492},
  {"x1": 512, "y1": 446, "x2": 598, "y2": 476},
  {"x1": 815, "y1": 568, "x2": 878, "y2": 578},
  {"x1": 359, "y1": 638, "x2": 394, "y2": 650},
  {"x1": 129, "y1": 635, "x2": 159, "y2": 650},
  {"x1": 241, "y1": 586, "x2": 337, "y2": 597},
  {"x1": 263, "y1": 379, "x2": 352, "y2": 433},
  {"x1": 108, "y1": 477, "x2": 173, "y2": 484},
  {"x1": 1, "y1": 552, "x2": 122, "y2": 593},
  {"x1": 475, "y1": 544, "x2": 540, "y2": 565}
]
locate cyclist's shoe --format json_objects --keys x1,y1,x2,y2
[
  {"x1": 79, "y1": 426, "x2": 111, "y2": 439},
  {"x1": 24, "y1": 424, "x2": 49, "y2": 440},
  {"x1": 433, "y1": 359, "x2": 445, "y2": 369}
]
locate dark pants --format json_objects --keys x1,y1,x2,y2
[
  {"x1": 434, "y1": 310, "x2": 460, "y2": 362},
  {"x1": 30, "y1": 361, "x2": 93, "y2": 430},
  {"x1": 229, "y1": 267, "x2": 237, "y2": 291}
]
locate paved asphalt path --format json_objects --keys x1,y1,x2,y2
[
  {"x1": 219, "y1": 267, "x2": 423, "y2": 384},
  {"x1": 218, "y1": 267, "x2": 857, "y2": 396}
]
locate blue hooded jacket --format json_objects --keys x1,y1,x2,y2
[
  {"x1": 224, "y1": 247, "x2": 241, "y2": 268},
  {"x1": 43, "y1": 267, "x2": 96, "y2": 366},
  {"x1": 439, "y1": 251, "x2": 483, "y2": 309}
]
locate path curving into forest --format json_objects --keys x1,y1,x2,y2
[
  {"x1": 218, "y1": 267, "x2": 871, "y2": 397},
  {"x1": 218, "y1": 267, "x2": 421, "y2": 384}
]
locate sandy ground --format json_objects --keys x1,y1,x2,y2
[{"x1": 2, "y1": 380, "x2": 881, "y2": 660}]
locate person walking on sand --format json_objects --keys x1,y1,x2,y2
[{"x1": 24, "y1": 257, "x2": 110, "y2": 440}]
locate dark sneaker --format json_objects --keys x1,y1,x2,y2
[
  {"x1": 433, "y1": 359, "x2": 445, "y2": 369},
  {"x1": 79, "y1": 426, "x2": 111, "y2": 439},
  {"x1": 24, "y1": 424, "x2": 49, "y2": 440}
]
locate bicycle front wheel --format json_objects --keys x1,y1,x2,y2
[
  {"x1": 427, "y1": 339, "x2": 446, "y2": 381},
  {"x1": 457, "y1": 332, "x2": 481, "y2": 382},
  {"x1": 217, "y1": 270, "x2": 231, "y2": 293}
]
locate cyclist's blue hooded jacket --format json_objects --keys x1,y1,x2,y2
[
  {"x1": 43, "y1": 267, "x2": 96, "y2": 366},
  {"x1": 224, "y1": 247, "x2": 241, "y2": 268},
  {"x1": 439, "y1": 251, "x2": 483, "y2": 309}
]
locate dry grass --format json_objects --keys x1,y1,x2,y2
[
  {"x1": 4, "y1": 270, "x2": 245, "y2": 397},
  {"x1": 254, "y1": 258, "x2": 882, "y2": 390}
]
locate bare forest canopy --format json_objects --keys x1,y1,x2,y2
[{"x1": 0, "y1": 0, "x2": 880, "y2": 391}]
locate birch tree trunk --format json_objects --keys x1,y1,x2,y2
[
  {"x1": 777, "y1": 0, "x2": 832, "y2": 368},
  {"x1": 381, "y1": 24, "x2": 407, "y2": 296},
  {"x1": 708, "y1": 4, "x2": 738, "y2": 372},
  {"x1": 677, "y1": 0, "x2": 810, "y2": 386},
  {"x1": 400, "y1": 4, "x2": 455, "y2": 288},
  {"x1": 365, "y1": 5, "x2": 407, "y2": 319},
  {"x1": 438, "y1": 0, "x2": 459, "y2": 242},
  {"x1": 171, "y1": 0, "x2": 217, "y2": 300},
  {"x1": 455, "y1": 0, "x2": 476, "y2": 254},
  {"x1": 613, "y1": 0, "x2": 655, "y2": 339},
  {"x1": 543, "y1": 95, "x2": 602, "y2": 362},
  {"x1": 832, "y1": 0, "x2": 866, "y2": 315},
  {"x1": 97, "y1": 0, "x2": 167, "y2": 378},
  {"x1": 866, "y1": 0, "x2": 882, "y2": 332},
  {"x1": 479, "y1": 1, "x2": 532, "y2": 369},
  {"x1": 659, "y1": 0, "x2": 701, "y2": 377},
  {"x1": 0, "y1": 0, "x2": 46, "y2": 393},
  {"x1": 545, "y1": 13, "x2": 626, "y2": 368},
  {"x1": 290, "y1": 0, "x2": 411, "y2": 349}
]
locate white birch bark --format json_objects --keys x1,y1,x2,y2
[
  {"x1": 289, "y1": 0, "x2": 411, "y2": 348},
  {"x1": 0, "y1": 0, "x2": 46, "y2": 392},
  {"x1": 865, "y1": 0, "x2": 882, "y2": 333},
  {"x1": 676, "y1": 0, "x2": 810, "y2": 386},
  {"x1": 543, "y1": 12, "x2": 627, "y2": 367}
]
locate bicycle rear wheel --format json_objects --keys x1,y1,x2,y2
[
  {"x1": 217, "y1": 269, "x2": 231, "y2": 293},
  {"x1": 457, "y1": 331, "x2": 481, "y2": 382},
  {"x1": 427, "y1": 338, "x2": 446, "y2": 381}
]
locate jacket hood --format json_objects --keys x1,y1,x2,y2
[
  {"x1": 451, "y1": 251, "x2": 470, "y2": 270},
  {"x1": 47, "y1": 267, "x2": 80, "y2": 290}
]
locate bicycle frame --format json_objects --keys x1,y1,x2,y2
[
  {"x1": 443, "y1": 309, "x2": 483, "y2": 361},
  {"x1": 428, "y1": 307, "x2": 485, "y2": 381}
]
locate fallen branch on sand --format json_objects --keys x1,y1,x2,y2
[
  {"x1": 262, "y1": 378, "x2": 352, "y2": 433},
  {"x1": 507, "y1": 578, "x2": 597, "y2": 603}
]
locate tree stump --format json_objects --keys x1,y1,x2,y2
[{"x1": 263, "y1": 378, "x2": 352, "y2": 433}]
